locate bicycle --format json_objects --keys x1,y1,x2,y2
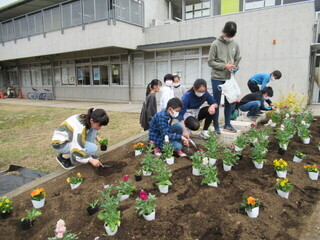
[
  {"x1": 27, "y1": 88, "x2": 53, "y2": 100},
  {"x1": 26, "y1": 87, "x2": 38, "y2": 100}
]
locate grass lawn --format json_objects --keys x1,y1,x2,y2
[{"x1": 0, "y1": 104, "x2": 141, "y2": 172}]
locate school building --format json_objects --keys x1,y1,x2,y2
[{"x1": 0, "y1": 0, "x2": 319, "y2": 104}]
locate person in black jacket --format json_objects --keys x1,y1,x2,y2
[{"x1": 238, "y1": 87, "x2": 275, "y2": 120}]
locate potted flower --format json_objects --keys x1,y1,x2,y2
[
  {"x1": 0, "y1": 196, "x2": 13, "y2": 219},
  {"x1": 304, "y1": 164, "x2": 319, "y2": 180},
  {"x1": 234, "y1": 133, "x2": 248, "y2": 152},
  {"x1": 240, "y1": 197, "x2": 262, "y2": 218},
  {"x1": 270, "y1": 112, "x2": 281, "y2": 126},
  {"x1": 298, "y1": 123, "x2": 311, "y2": 144},
  {"x1": 162, "y1": 135, "x2": 175, "y2": 165},
  {"x1": 222, "y1": 148, "x2": 239, "y2": 171},
  {"x1": 135, "y1": 190, "x2": 156, "y2": 221},
  {"x1": 87, "y1": 200, "x2": 99, "y2": 216},
  {"x1": 141, "y1": 144, "x2": 158, "y2": 176},
  {"x1": 133, "y1": 142, "x2": 144, "y2": 156},
  {"x1": 98, "y1": 185, "x2": 121, "y2": 236},
  {"x1": 275, "y1": 125, "x2": 291, "y2": 152},
  {"x1": 266, "y1": 119, "x2": 276, "y2": 127},
  {"x1": 205, "y1": 130, "x2": 220, "y2": 165},
  {"x1": 152, "y1": 161, "x2": 172, "y2": 193},
  {"x1": 48, "y1": 219, "x2": 79, "y2": 240},
  {"x1": 190, "y1": 149, "x2": 206, "y2": 175},
  {"x1": 135, "y1": 169, "x2": 142, "y2": 181},
  {"x1": 115, "y1": 175, "x2": 136, "y2": 201},
  {"x1": 30, "y1": 188, "x2": 46, "y2": 209},
  {"x1": 99, "y1": 137, "x2": 109, "y2": 151},
  {"x1": 20, "y1": 208, "x2": 42, "y2": 230},
  {"x1": 259, "y1": 125, "x2": 271, "y2": 140},
  {"x1": 273, "y1": 158, "x2": 288, "y2": 178},
  {"x1": 200, "y1": 159, "x2": 219, "y2": 187},
  {"x1": 282, "y1": 119, "x2": 296, "y2": 138},
  {"x1": 247, "y1": 123, "x2": 259, "y2": 142},
  {"x1": 293, "y1": 151, "x2": 306, "y2": 163},
  {"x1": 250, "y1": 144, "x2": 267, "y2": 169},
  {"x1": 276, "y1": 178, "x2": 293, "y2": 199},
  {"x1": 67, "y1": 172, "x2": 84, "y2": 190}
]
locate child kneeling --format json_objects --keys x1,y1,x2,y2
[{"x1": 149, "y1": 98, "x2": 189, "y2": 157}]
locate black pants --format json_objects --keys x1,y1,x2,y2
[
  {"x1": 247, "y1": 80, "x2": 272, "y2": 106},
  {"x1": 185, "y1": 106, "x2": 214, "y2": 131}
]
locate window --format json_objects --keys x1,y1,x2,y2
[
  {"x1": 111, "y1": 64, "x2": 121, "y2": 85},
  {"x1": 145, "y1": 62, "x2": 155, "y2": 84},
  {"x1": 21, "y1": 66, "x2": 31, "y2": 86},
  {"x1": 185, "y1": 59, "x2": 199, "y2": 85},
  {"x1": 156, "y1": 61, "x2": 168, "y2": 80},
  {"x1": 171, "y1": 60, "x2": 184, "y2": 83},
  {"x1": 185, "y1": 0, "x2": 211, "y2": 20},
  {"x1": 76, "y1": 66, "x2": 90, "y2": 85},
  {"x1": 30, "y1": 65, "x2": 42, "y2": 86},
  {"x1": 83, "y1": 0, "x2": 95, "y2": 23},
  {"x1": 42, "y1": 69, "x2": 52, "y2": 85},
  {"x1": 54, "y1": 68, "x2": 61, "y2": 86},
  {"x1": 201, "y1": 58, "x2": 211, "y2": 82},
  {"x1": 93, "y1": 65, "x2": 108, "y2": 85},
  {"x1": 61, "y1": 66, "x2": 75, "y2": 85},
  {"x1": 133, "y1": 62, "x2": 143, "y2": 86}
]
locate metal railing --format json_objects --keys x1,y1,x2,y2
[{"x1": 0, "y1": 0, "x2": 144, "y2": 44}]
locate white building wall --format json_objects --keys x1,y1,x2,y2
[
  {"x1": 144, "y1": 0, "x2": 168, "y2": 27},
  {"x1": 143, "y1": 1, "x2": 315, "y2": 101},
  {"x1": 0, "y1": 20, "x2": 145, "y2": 61}
]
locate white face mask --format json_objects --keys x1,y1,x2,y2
[
  {"x1": 264, "y1": 97, "x2": 270, "y2": 100},
  {"x1": 223, "y1": 37, "x2": 232, "y2": 42},
  {"x1": 270, "y1": 76, "x2": 275, "y2": 81},
  {"x1": 173, "y1": 82, "x2": 180, "y2": 87},
  {"x1": 195, "y1": 91, "x2": 205, "y2": 97},
  {"x1": 165, "y1": 80, "x2": 173, "y2": 87},
  {"x1": 170, "y1": 110, "x2": 179, "y2": 118}
]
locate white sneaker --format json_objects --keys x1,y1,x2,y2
[{"x1": 201, "y1": 130, "x2": 210, "y2": 139}]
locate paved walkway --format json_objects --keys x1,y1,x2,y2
[{"x1": 0, "y1": 98, "x2": 143, "y2": 113}]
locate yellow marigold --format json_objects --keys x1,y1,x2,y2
[
  {"x1": 77, "y1": 173, "x2": 82, "y2": 178},
  {"x1": 280, "y1": 181, "x2": 286, "y2": 187},
  {"x1": 5, "y1": 199, "x2": 10, "y2": 203},
  {"x1": 31, "y1": 189, "x2": 41, "y2": 197},
  {"x1": 247, "y1": 197, "x2": 256, "y2": 205},
  {"x1": 67, "y1": 177, "x2": 71, "y2": 183},
  {"x1": 304, "y1": 165, "x2": 310, "y2": 169}
]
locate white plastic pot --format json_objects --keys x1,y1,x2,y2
[
  {"x1": 277, "y1": 189, "x2": 290, "y2": 199},
  {"x1": 158, "y1": 185, "x2": 169, "y2": 193},
  {"x1": 302, "y1": 138, "x2": 310, "y2": 144},
  {"x1": 223, "y1": 163, "x2": 232, "y2": 171},
  {"x1": 104, "y1": 224, "x2": 118, "y2": 236},
  {"x1": 142, "y1": 170, "x2": 152, "y2": 176},
  {"x1": 119, "y1": 194, "x2": 130, "y2": 201},
  {"x1": 192, "y1": 167, "x2": 201, "y2": 176},
  {"x1": 209, "y1": 158, "x2": 216, "y2": 165},
  {"x1": 271, "y1": 123, "x2": 277, "y2": 127},
  {"x1": 276, "y1": 170, "x2": 287, "y2": 178},
  {"x1": 234, "y1": 145, "x2": 243, "y2": 152},
  {"x1": 135, "y1": 150, "x2": 142, "y2": 156},
  {"x1": 308, "y1": 171, "x2": 319, "y2": 180},
  {"x1": 143, "y1": 210, "x2": 155, "y2": 221},
  {"x1": 70, "y1": 182, "x2": 82, "y2": 190},
  {"x1": 279, "y1": 143, "x2": 288, "y2": 150},
  {"x1": 263, "y1": 135, "x2": 269, "y2": 140},
  {"x1": 245, "y1": 206, "x2": 259, "y2": 218},
  {"x1": 293, "y1": 156, "x2": 303, "y2": 163},
  {"x1": 31, "y1": 198, "x2": 45, "y2": 209},
  {"x1": 253, "y1": 161, "x2": 264, "y2": 169},
  {"x1": 207, "y1": 182, "x2": 218, "y2": 187},
  {"x1": 166, "y1": 157, "x2": 174, "y2": 165}
]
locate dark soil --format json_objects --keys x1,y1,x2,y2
[{"x1": 1, "y1": 119, "x2": 320, "y2": 240}]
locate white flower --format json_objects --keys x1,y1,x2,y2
[
  {"x1": 55, "y1": 219, "x2": 66, "y2": 239},
  {"x1": 301, "y1": 121, "x2": 306, "y2": 125},
  {"x1": 103, "y1": 184, "x2": 110, "y2": 189},
  {"x1": 285, "y1": 114, "x2": 290, "y2": 118},
  {"x1": 280, "y1": 124, "x2": 285, "y2": 129},
  {"x1": 202, "y1": 157, "x2": 209, "y2": 165},
  {"x1": 164, "y1": 135, "x2": 169, "y2": 143}
]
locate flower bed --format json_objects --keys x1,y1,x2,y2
[{"x1": 1, "y1": 119, "x2": 320, "y2": 239}]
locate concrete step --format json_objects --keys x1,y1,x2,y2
[{"x1": 190, "y1": 129, "x2": 242, "y2": 147}]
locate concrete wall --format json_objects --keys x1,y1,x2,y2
[
  {"x1": 144, "y1": 0, "x2": 168, "y2": 27},
  {"x1": 0, "y1": 21, "x2": 145, "y2": 61},
  {"x1": 143, "y1": 1, "x2": 315, "y2": 101}
]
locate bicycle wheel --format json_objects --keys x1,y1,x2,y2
[{"x1": 27, "y1": 92, "x2": 36, "y2": 99}]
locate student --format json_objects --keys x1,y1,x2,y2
[
  {"x1": 140, "y1": 79, "x2": 162, "y2": 131},
  {"x1": 172, "y1": 75, "x2": 186, "y2": 99},
  {"x1": 208, "y1": 21, "x2": 241, "y2": 134},
  {"x1": 160, "y1": 74, "x2": 175, "y2": 111},
  {"x1": 238, "y1": 87, "x2": 275, "y2": 121},
  {"x1": 149, "y1": 98, "x2": 189, "y2": 157},
  {"x1": 248, "y1": 70, "x2": 282, "y2": 105},
  {"x1": 178, "y1": 79, "x2": 218, "y2": 139},
  {"x1": 52, "y1": 108, "x2": 108, "y2": 169}
]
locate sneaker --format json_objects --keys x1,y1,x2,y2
[
  {"x1": 215, "y1": 127, "x2": 221, "y2": 134},
  {"x1": 175, "y1": 150, "x2": 187, "y2": 157},
  {"x1": 201, "y1": 130, "x2": 210, "y2": 139},
  {"x1": 56, "y1": 154, "x2": 75, "y2": 169},
  {"x1": 153, "y1": 147, "x2": 162, "y2": 157},
  {"x1": 223, "y1": 125, "x2": 237, "y2": 133}
]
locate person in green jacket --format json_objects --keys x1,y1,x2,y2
[{"x1": 208, "y1": 21, "x2": 241, "y2": 134}]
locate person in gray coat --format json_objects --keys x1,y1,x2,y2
[{"x1": 140, "y1": 79, "x2": 162, "y2": 131}]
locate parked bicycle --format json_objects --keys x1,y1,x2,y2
[{"x1": 27, "y1": 88, "x2": 53, "y2": 100}]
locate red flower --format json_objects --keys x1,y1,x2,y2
[
  {"x1": 250, "y1": 123, "x2": 256, "y2": 127},
  {"x1": 242, "y1": 132, "x2": 247, "y2": 135},
  {"x1": 122, "y1": 175, "x2": 129, "y2": 181},
  {"x1": 198, "y1": 149, "x2": 204, "y2": 152},
  {"x1": 139, "y1": 190, "x2": 149, "y2": 201}
]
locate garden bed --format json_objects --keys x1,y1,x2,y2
[{"x1": 1, "y1": 119, "x2": 320, "y2": 240}]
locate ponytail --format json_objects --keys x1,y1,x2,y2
[
  {"x1": 146, "y1": 79, "x2": 161, "y2": 97},
  {"x1": 80, "y1": 108, "x2": 109, "y2": 129}
]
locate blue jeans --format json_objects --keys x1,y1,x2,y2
[
  {"x1": 211, "y1": 79, "x2": 232, "y2": 128},
  {"x1": 55, "y1": 128, "x2": 98, "y2": 157},
  {"x1": 169, "y1": 122, "x2": 183, "y2": 152},
  {"x1": 239, "y1": 101, "x2": 261, "y2": 116}
]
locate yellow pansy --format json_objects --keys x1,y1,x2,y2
[{"x1": 5, "y1": 199, "x2": 10, "y2": 203}]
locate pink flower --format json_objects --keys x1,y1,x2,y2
[
  {"x1": 253, "y1": 140, "x2": 259, "y2": 143},
  {"x1": 55, "y1": 219, "x2": 66, "y2": 239},
  {"x1": 251, "y1": 123, "x2": 256, "y2": 127},
  {"x1": 122, "y1": 175, "x2": 129, "y2": 181},
  {"x1": 284, "y1": 105, "x2": 289, "y2": 108},
  {"x1": 139, "y1": 190, "x2": 149, "y2": 201}
]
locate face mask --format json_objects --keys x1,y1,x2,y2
[
  {"x1": 270, "y1": 76, "x2": 275, "y2": 81},
  {"x1": 223, "y1": 37, "x2": 232, "y2": 42},
  {"x1": 264, "y1": 97, "x2": 270, "y2": 100},
  {"x1": 165, "y1": 80, "x2": 173, "y2": 87},
  {"x1": 173, "y1": 82, "x2": 180, "y2": 87},
  {"x1": 170, "y1": 110, "x2": 179, "y2": 118},
  {"x1": 195, "y1": 91, "x2": 205, "y2": 97}
]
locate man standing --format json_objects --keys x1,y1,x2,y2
[{"x1": 208, "y1": 21, "x2": 241, "y2": 134}]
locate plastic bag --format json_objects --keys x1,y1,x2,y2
[{"x1": 217, "y1": 73, "x2": 241, "y2": 103}]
